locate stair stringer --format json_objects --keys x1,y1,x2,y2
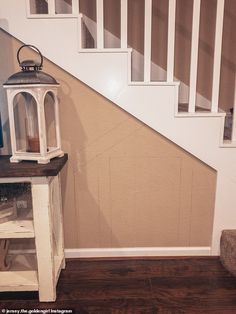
[{"x1": 1, "y1": 0, "x2": 236, "y2": 254}]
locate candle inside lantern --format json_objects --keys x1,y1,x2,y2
[
  {"x1": 24, "y1": 93, "x2": 40, "y2": 153},
  {"x1": 4, "y1": 44, "x2": 64, "y2": 164}
]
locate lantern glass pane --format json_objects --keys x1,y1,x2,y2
[
  {"x1": 55, "y1": 0, "x2": 72, "y2": 14},
  {"x1": 29, "y1": 0, "x2": 48, "y2": 14},
  {"x1": 13, "y1": 92, "x2": 40, "y2": 154},
  {"x1": 44, "y1": 92, "x2": 57, "y2": 150}
]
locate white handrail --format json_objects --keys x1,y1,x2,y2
[
  {"x1": 120, "y1": 0, "x2": 128, "y2": 49},
  {"x1": 78, "y1": 13, "x2": 83, "y2": 49},
  {"x1": 96, "y1": 0, "x2": 104, "y2": 49},
  {"x1": 167, "y1": 0, "x2": 176, "y2": 82},
  {"x1": 211, "y1": 0, "x2": 225, "y2": 113},
  {"x1": 188, "y1": 0, "x2": 201, "y2": 113},
  {"x1": 144, "y1": 0, "x2": 152, "y2": 82}
]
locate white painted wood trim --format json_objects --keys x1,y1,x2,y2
[
  {"x1": 27, "y1": 14, "x2": 78, "y2": 19},
  {"x1": 52, "y1": 175, "x2": 66, "y2": 269},
  {"x1": 6, "y1": 90, "x2": 17, "y2": 158},
  {"x1": 37, "y1": 94, "x2": 47, "y2": 158},
  {"x1": 232, "y1": 74, "x2": 236, "y2": 141},
  {"x1": 0, "y1": 175, "x2": 65, "y2": 298},
  {"x1": 10, "y1": 246, "x2": 211, "y2": 258},
  {"x1": 96, "y1": 0, "x2": 104, "y2": 49},
  {"x1": 65, "y1": 247, "x2": 211, "y2": 258},
  {"x1": 0, "y1": 177, "x2": 32, "y2": 184},
  {"x1": 176, "y1": 112, "x2": 225, "y2": 118},
  {"x1": 0, "y1": 220, "x2": 34, "y2": 239},
  {"x1": 120, "y1": 0, "x2": 128, "y2": 49},
  {"x1": 211, "y1": 0, "x2": 225, "y2": 113},
  {"x1": 189, "y1": 0, "x2": 201, "y2": 113},
  {"x1": 78, "y1": 14, "x2": 83, "y2": 50},
  {"x1": 0, "y1": 271, "x2": 38, "y2": 292},
  {"x1": 9, "y1": 249, "x2": 36, "y2": 255},
  {"x1": 72, "y1": 0, "x2": 79, "y2": 15},
  {"x1": 78, "y1": 48, "x2": 132, "y2": 53},
  {"x1": 129, "y1": 81, "x2": 180, "y2": 86},
  {"x1": 167, "y1": 0, "x2": 176, "y2": 82},
  {"x1": 48, "y1": 0, "x2": 56, "y2": 15},
  {"x1": 25, "y1": 0, "x2": 31, "y2": 17},
  {"x1": 31, "y1": 177, "x2": 56, "y2": 302},
  {"x1": 54, "y1": 254, "x2": 65, "y2": 282},
  {"x1": 144, "y1": 0, "x2": 152, "y2": 82},
  {"x1": 220, "y1": 141, "x2": 236, "y2": 148},
  {"x1": 52, "y1": 90, "x2": 62, "y2": 150},
  {"x1": 0, "y1": 254, "x2": 38, "y2": 291},
  {"x1": 127, "y1": 49, "x2": 132, "y2": 83}
]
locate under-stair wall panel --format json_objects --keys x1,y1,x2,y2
[
  {"x1": 0, "y1": 30, "x2": 217, "y2": 249},
  {"x1": 1, "y1": 0, "x2": 236, "y2": 254}
]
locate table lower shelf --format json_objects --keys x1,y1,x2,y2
[
  {"x1": 0, "y1": 253, "x2": 64, "y2": 292},
  {"x1": 0, "y1": 220, "x2": 35, "y2": 239}
]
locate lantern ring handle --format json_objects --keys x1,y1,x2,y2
[{"x1": 17, "y1": 44, "x2": 43, "y2": 68}]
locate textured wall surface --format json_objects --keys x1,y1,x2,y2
[{"x1": 0, "y1": 29, "x2": 216, "y2": 248}]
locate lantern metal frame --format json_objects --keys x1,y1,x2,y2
[{"x1": 4, "y1": 44, "x2": 64, "y2": 164}]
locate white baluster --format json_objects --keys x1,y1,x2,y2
[
  {"x1": 144, "y1": 0, "x2": 152, "y2": 82},
  {"x1": 48, "y1": 0, "x2": 55, "y2": 15},
  {"x1": 77, "y1": 0, "x2": 83, "y2": 49},
  {"x1": 25, "y1": 0, "x2": 31, "y2": 16},
  {"x1": 72, "y1": 0, "x2": 79, "y2": 15},
  {"x1": 211, "y1": 0, "x2": 225, "y2": 113},
  {"x1": 231, "y1": 74, "x2": 236, "y2": 142},
  {"x1": 121, "y1": 0, "x2": 128, "y2": 49},
  {"x1": 167, "y1": 0, "x2": 176, "y2": 82},
  {"x1": 188, "y1": 0, "x2": 201, "y2": 113},
  {"x1": 96, "y1": 0, "x2": 104, "y2": 49}
]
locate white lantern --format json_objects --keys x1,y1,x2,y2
[{"x1": 4, "y1": 45, "x2": 64, "y2": 164}]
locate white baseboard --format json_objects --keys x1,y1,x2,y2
[
  {"x1": 9, "y1": 247, "x2": 212, "y2": 259},
  {"x1": 65, "y1": 247, "x2": 212, "y2": 258}
]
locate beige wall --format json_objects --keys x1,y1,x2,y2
[{"x1": 0, "y1": 29, "x2": 216, "y2": 248}]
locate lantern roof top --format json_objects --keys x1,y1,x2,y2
[
  {"x1": 4, "y1": 70, "x2": 59, "y2": 86},
  {"x1": 4, "y1": 44, "x2": 59, "y2": 87}
]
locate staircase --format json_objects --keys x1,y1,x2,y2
[{"x1": 0, "y1": 0, "x2": 236, "y2": 255}]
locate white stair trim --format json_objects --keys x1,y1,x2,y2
[{"x1": 65, "y1": 247, "x2": 211, "y2": 258}]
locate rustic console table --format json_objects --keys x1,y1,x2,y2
[{"x1": 0, "y1": 154, "x2": 68, "y2": 302}]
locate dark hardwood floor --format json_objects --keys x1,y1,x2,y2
[{"x1": 1, "y1": 257, "x2": 236, "y2": 313}]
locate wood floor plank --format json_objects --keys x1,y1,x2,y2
[{"x1": 1, "y1": 257, "x2": 236, "y2": 313}]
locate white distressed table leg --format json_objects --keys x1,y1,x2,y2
[
  {"x1": 31, "y1": 177, "x2": 56, "y2": 302},
  {"x1": 51, "y1": 175, "x2": 66, "y2": 269}
]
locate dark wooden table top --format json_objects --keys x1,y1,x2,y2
[{"x1": 0, "y1": 154, "x2": 68, "y2": 178}]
